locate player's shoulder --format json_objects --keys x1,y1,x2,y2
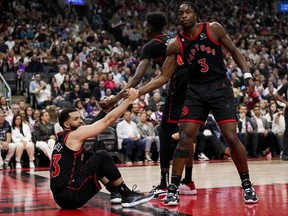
[{"x1": 209, "y1": 22, "x2": 224, "y2": 31}]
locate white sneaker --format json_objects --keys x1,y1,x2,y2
[
  {"x1": 29, "y1": 161, "x2": 35, "y2": 168},
  {"x1": 198, "y1": 152, "x2": 209, "y2": 161},
  {"x1": 16, "y1": 162, "x2": 22, "y2": 169}
]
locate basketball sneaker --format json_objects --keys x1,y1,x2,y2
[
  {"x1": 179, "y1": 181, "x2": 197, "y2": 195},
  {"x1": 150, "y1": 185, "x2": 167, "y2": 199},
  {"x1": 242, "y1": 179, "x2": 259, "y2": 203},
  {"x1": 163, "y1": 184, "x2": 179, "y2": 206},
  {"x1": 121, "y1": 185, "x2": 154, "y2": 208},
  {"x1": 110, "y1": 190, "x2": 122, "y2": 204}
]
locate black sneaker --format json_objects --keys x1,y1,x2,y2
[
  {"x1": 150, "y1": 185, "x2": 167, "y2": 199},
  {"x1": 121, "y1": 185, "x2": 154, "y2": 208},
  {"x1": 163, "y1": 184, "x2": 179, "y2": 206},
  {"x1": 242, "y1": 179, "x2": 259, "y2": 203},
  {"x1": 110, "y1": 189, "x2": 122, "y2": 204}
]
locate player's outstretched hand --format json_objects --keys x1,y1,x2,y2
[
  {"x1": 99, "y1": 96, "x2": 115, "y2": 110},
  {"x1": 127, "y1": 88, "x2": 139, "y2": 104}
]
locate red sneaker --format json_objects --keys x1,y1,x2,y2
[{"x1": 179, "y1": 181, "x2": 197, "y2": 195}]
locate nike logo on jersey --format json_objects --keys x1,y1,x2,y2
[{"x1": 200, "y1": 33, "x2": 207, "y2": 40}]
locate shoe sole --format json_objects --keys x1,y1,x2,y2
[
  {"x1": 111, "y1": 198, "x2": 122, "y2": 204},
  {"x1": 179, "y1": 189, "x2": 197, "y2": 195},
  {"x1": 244, "y1": 198, "x2": 259, "y2": 204},
  {"x1": 163, "y1": 200, "x2": 179, "y2": 206},
  {"x1": 121, "y1": 194, "x2": 154, "y2": 208}
]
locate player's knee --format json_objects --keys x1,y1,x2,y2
[
  {"x1": 95, "y1": 150, "x2": 113, "y2": 160},
  {"x1": 224, "y1": 134, "x2": 238, "y2": 146},
  {"x1": 174, "y1": 149, "x2": 190, "y2": 158}
]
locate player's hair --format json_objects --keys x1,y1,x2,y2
[
  {"x1": 180, "y1": 1, "x2": 199, "y2": 15},
  {"x1": 58, "y1": 108, "x2": 78, "y2": 129},
  {"x1": 146, "y1": 11, "x2": 168, "y2": 29}
]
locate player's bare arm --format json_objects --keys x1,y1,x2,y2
[
  {"x1": 66, "y1": 88, "x2": 139, "y2": 151},
  {"x1": 210, "y1": 22, "x2": 249, "y2": 73},
  {"x1": 138, "y1": 40, "x2": 180, "y2": 96},
  {"x1": 99, "y1": 59, "x2": 151, "y2": 109},
  {"x1": 210, "y1": 22, "x2": 254, "y2": 93}
]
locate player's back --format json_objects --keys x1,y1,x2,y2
[{"x1": 140, "y1": 34, "x2": 172, "y2": 68}]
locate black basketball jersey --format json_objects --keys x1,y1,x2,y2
[
  {"x1": 140, "y1": 34, "x2": 173, "y2": 68},
  {"x1": 176, "y1": 22, "x2": 227, "y2": 84},
  {"x1": 50, "y1": 130, "x2": 85, "y2": 193}
]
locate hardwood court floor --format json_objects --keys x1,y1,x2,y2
[{"x1": 0, "y1": 158, "x2": 287, "y2": 216}]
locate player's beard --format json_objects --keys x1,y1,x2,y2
[{"x1": 70, "y1": 125, "x2": 78, "y2": 131}]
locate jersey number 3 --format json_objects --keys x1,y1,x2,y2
[
  {"x1": 198, "y1": 58, "x2": 209, "y2": 73},
  {"x1": 50, "y1": 154, "x2": 61, "y2": 178}
]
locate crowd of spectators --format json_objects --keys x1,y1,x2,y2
[{"x1": 0, "y1": 0, "x2": 288, "y2": 166}]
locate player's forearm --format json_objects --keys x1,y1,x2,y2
[
  {"x1": 138, "y1": 76, "x2": 169, "y2": 96},
  {"x1": 231, "y1": 49, "x2": 249, "y2": 72},
  {"x1": 103, "y1": 99, "x2": 132, "y2": 126}
]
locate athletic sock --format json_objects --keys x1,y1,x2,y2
[
  {"x1": 239, "y1": 172, "x2": 250, "y2": 182},
  {"x1": 104, "y1": 181, "x2": 116, "y2": 193},
  {"x1": 183, "y1": 167, "x2": 193, "y2": 183},
  {"x1": 160, "y1": 172, "x2": 169, "y2": 188},
  {"x1": 171, "y1": 175, "x2": 182, "y2": 187},
  {"x1": 116, "y1": 182, "x2": 131, "y2": 195}
]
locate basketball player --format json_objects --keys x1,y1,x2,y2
[
  {"x1": 138, "y1": 2, "x2": 259, "y2": 205},
  {"x1": 49, "y1": 88, "x2": 154, "y2": 209}
]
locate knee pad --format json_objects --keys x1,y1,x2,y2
[
  {"x1": 174, "y1": 149, "x2": 190, "y2": 158},
  {"x1": 95, "y1": 150, "x2": 113, "y2": 160}
]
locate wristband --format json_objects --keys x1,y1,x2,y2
[{"x1": 243, "y1": 73, "x2": 252, "y2": 80}]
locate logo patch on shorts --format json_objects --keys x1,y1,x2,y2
[{"x1": 181, "y1": 106, "x2": 189, "y2": 116}]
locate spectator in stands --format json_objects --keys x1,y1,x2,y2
[
  {"x1": 47, "y1": 105, "x2": 60, "y2": 125},
  {"x1": 112, "y1": 41, "x2": 124, "y2": 57},
  {"x1": 85, "y1": 96, "x2": 100, "y2": 118},
  {"x1": 81, "y1": 82, "x2": 91, "y2": 103},
  {"x1": 237, "y1": 104, "x2": 254, "y2": 156},
  {"x1": 0, "y1": 111, "x2": 16, "y2": 169},
  {"x1": 150, "y1": 102, "x2": 164, "y2": 126},
  {"x1": 18, "y1": 100, "x2": 26, "y2": 112},
  {"x1": 131, "y1": 103, "x2": 140, "y2": 123},
  {"x1": 51, "y1": 81, "x2": 65, "y2": 105},
  {"x1": 6, "y1": 103, "x2": 20, "y2": 125},
  {"x1": 137, "y1": 95, "x2": 147, "y2": 113},
  {"x1": 148, "y1": 92, "x2": 163, "y2": 112},
  {"x1": 34, "y1": 111, "x2": 56, "y2": 160},
  {"x1": 75, "y1": 99, "x2": 88, "y2": 120},
  {"x1": 16, "y1": 58, "x2": 26, "y2": 93},
  {"x1": 137, "y1": 111, "x2": 160, "y2": 162},
  {"x1": 0, "y1": 37, "x2": 8, "y2": 54},
  {"x1": 60, "y1": 74, "x2": 74, "y2": 99},
  {"x1": 11, "y1": 114, "x2": 35, "y2": 169},
  {"x1": 105, "y1": 73, "x2": 115, "y2": 92},
  {"x1": 34, "y1": 80, "x2": 52, "y2": 110},
  {"x1": 92, "y1": 80, "x2": 106, "y2": 101},
  {"x1": 29, "y1": 73, "x2": 41, "y2": 107},
  {"x1": 0, "y1": 96, "x2": 11, "y2": 116},
  {"x1": 26, "y1": 54, "x2": 43, "y2": 73},
  {"x1": 24, "y1": 106, "x2": 34, "y2": 124},
  {"x1": 116, "y1": 110, "x2": 146, "y2": 165},
  {"x1": 54, "y1": 66, "x2": 66, "y2": 87},
  {"x1": 68, "y1": 84, "x2": 82, "y2": 104},
  {"x1": 250, "y1": 105, "x2": 279, "y2": 157}
]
